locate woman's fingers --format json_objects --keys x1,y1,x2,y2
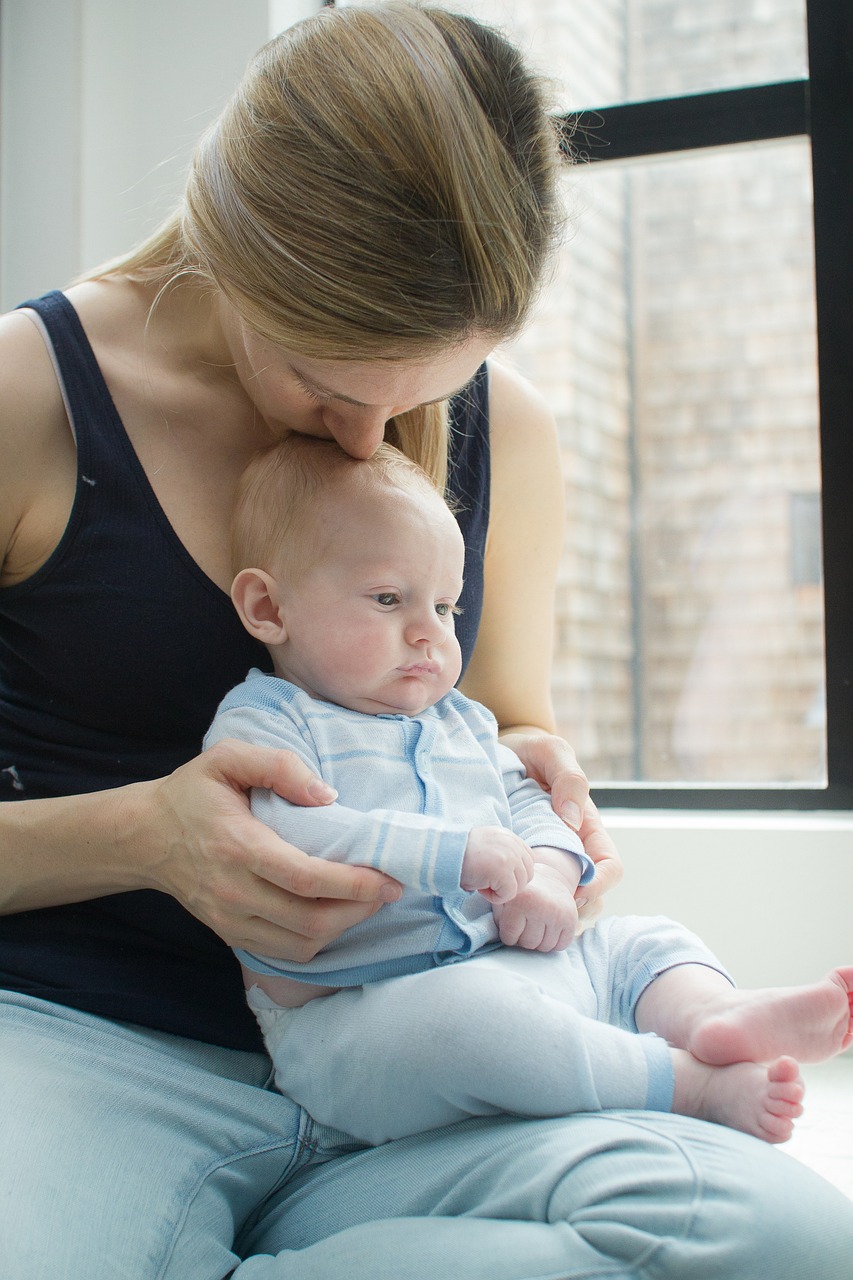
[
  {"x1": 148, "y1": 743, "x2": 401, "y2": 959},
  {"x1": 225, "y1": 884, "x2": 390, "y2": 960},
  {"x1": 206, "y1": 737, "x2": 338, "y2": 806},
  {"x1": 254, "y1": 837, "x2": 400, "y2": 903},
  {"x1": 508, "y1": 734, "x2": 589, "y2": 831},
  {"x1": 574, "y1": 798, "x2": 623, "y2": 918}
]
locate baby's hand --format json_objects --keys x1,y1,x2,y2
[
  {"x1": 461, "y1": 827, "x2": 534, "y2": 904},
  {"x1": 492, "y1": 864, "x2": 579, "y2": 952}
]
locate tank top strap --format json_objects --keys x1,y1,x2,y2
[
  {"x1": 447, "y1": 358, "x2": 490, "y2": 512},
  {"x1": 447, "y1": 360, "x2": 490, "y2": 673},
  {"x1": 16, "y1": 290, "x2": 127, "y2": 479}
]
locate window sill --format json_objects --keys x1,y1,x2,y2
[{"x1": 597, "y1": 808, "x2": 852, "y2": 987}]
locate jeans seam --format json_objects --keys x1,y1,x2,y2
[
  {"x1": 154, "y1": 1135, "x2": 305, "y2": 1280},
  {"x1": 543, "y1": 1113, "x2": 705, "y2": 1280}
]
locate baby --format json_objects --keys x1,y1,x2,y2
[{"x1": 205, "y1": 434, "x2": 853, "y2": 1146}]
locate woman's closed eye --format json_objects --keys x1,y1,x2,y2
[{"x1": 293, "y1": 369, "x2": 333, "y2": 404}]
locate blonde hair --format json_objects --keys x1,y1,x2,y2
[
  {"x1": 86, "y1": 2, "x2": 563, "y2": 489},
  {"x1": 232, "y1": 434, "x2": 449, "y2": 581}
]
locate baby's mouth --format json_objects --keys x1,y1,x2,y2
[{"x1": 399, "y1": 661, "x2": 440, "y2": 677}]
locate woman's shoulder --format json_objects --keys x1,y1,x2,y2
[
  {"x1": 486, "y1": 355, "x2": 557, "y2": 453},
  {"x1": 0, "y1": 303, "x2": 78, "y2": 587},
  {"x1": 0, "y1": 301, "x2": 68, "y2": 419},
  {"x1": 485, "y1": 354, "x2": 561, "y2": 515}
]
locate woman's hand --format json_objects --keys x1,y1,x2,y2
[
  {"x1": 139, "y1": 739, "x2": 402, "y2": 961},
  {"x1": 573, "y1": 797, "x2": 623, "y2": 924},
  {"x1": 502, "y1": 733, "x2": 624, "y2": 924}
]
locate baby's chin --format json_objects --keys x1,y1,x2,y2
[{"x1": 354, "y1": 678, "x2": 454, "y2": 718}]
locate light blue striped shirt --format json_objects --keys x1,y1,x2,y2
[{"x1": 204, "y1": 669, "x2": 592, "y2": 986}]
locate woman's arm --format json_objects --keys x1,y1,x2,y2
[
  {"x1": 457, "y1": 358, "x2": 564, "y2": 740},
  {"x1": 0, "y1": 745, "x2": 399, "y2": 955},
  {"x1": 459, "y1": 357, "x2": 623, "y2": 912},
  {"x1": 0, "y1": 313, "x2": 398, "y2": 955}
]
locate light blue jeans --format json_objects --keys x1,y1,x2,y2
[{"x1": 3, "y1": 989, "x2": 853, "y2": 1279}]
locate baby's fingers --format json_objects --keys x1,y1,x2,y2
[
  {"x1": 481, "y1": 872, "x2": 519, "y2": 905},
  {"x1": 494, "y1": 903, "x2": 525, "y2": 946}
]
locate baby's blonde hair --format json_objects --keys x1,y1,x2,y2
[
  {"x1": 82, "y1": 2, "x2": 563, "y2": 491},
  {"x1": 232, "y1": 434, "x2": 451, "y2": 582}
]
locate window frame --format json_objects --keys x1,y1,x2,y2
[{"x1": 559, "y1": 0, "x2": 853, "y2": 810}]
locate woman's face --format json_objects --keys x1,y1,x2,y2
[{"x1": 226, "y1": 312, "x2": 494, "y2": 459}]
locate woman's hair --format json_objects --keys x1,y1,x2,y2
[
  {"x1": 232, "y1": 434, "x2": 449, "y2": 581},
  {"x1": 86, "y1": 1, "x2": 563, "y2": 488}
]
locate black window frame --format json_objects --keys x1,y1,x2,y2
[{"x1": 558, "y1": 0, "x2": 853, "y2": 810}]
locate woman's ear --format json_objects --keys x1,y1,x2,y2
[{"x1": 231, "y1": 568, "x2": 288, "y2": 645}]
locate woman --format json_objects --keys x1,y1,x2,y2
[{"x1": 1, "y1": 4, "x2": 851, "y2": 1276}]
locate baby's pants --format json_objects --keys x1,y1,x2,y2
[{"x1": 247, "y1": 913, "x2": 731, "y2": 1145}]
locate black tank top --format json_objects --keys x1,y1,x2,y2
[{"x1": 0, "y1": 290, "x2": 491, "y2": 1049}]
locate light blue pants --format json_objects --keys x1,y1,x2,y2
[
  {"x1": 3, "y1": 987, "x2": 853, "y2": 1280},
  {"x1": 249, "y1": 915, "x2": 720, "y2": 1144}
]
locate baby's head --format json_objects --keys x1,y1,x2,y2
[{"x1": 231, "y1": 434, "x2": 465, "y2": 716}]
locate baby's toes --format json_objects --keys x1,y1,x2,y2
[
  {"x1": 767, "y1": 1091, "x2": 804, "y2": 1119},
  {"x1": 768, "y1": 1076, "x2": 804, "y2": 1105},
  {"x1": 767, "y1": 1058, "x2": 804, "y2": 1119},
  {"x1": 767, "y1": 1055, "x2": 801, "y2": 1086},
  {"x1": 760, "y1": 1112, "x2": 795, "y2": 1144}
]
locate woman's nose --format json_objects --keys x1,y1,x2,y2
[{"x1": 322, "y1": 404, "x2": 392, "y2": 460}]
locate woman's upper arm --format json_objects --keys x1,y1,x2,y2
[
  {"x1": 0, "y1": 310, "x2": 77, "y2": 587},
  {"x1": 458, "y1": 357, "x2": 564, "y2": 734}
]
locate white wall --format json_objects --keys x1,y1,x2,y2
[
  {"x1": 601, "y1": 811, "x2": 853, "y2": 989},
  {"x1": 0, "y1": 0, "x2": 82, "y2": 307},
  {"x1": 0, "y1": 0, "x2": 312, "y2": 307},
  {"x1": 2, "y1": 1, "x2": 851, "y2": 986}
]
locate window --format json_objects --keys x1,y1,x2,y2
[
  {"x1": 338, "y1": 0, "x2": 853, "y2": 809},
  {"x1": 551, "y1": 0, "x2": 853, "y2": 809}
]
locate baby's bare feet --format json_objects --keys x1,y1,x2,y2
[
  {"x1": 687, "y1": 966, "x2": 853, "y2": 1066},
  {"x1": 671, "y1": 1051, "x2": 804, "y2": 1144}
]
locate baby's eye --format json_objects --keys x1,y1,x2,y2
[
  {"x1": 374, "y1": 592, "x2": 400, "y2": 607},
  {"x1": 435, "y1": 603, "x2": 462, "y2": 617}
]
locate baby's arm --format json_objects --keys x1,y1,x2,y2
[
  {"x1": 207, "y1": 703, "x2": 469, "y2": 891},
  {"x1": 207, "y1": 703, "x2": 534, "y2": 907}
]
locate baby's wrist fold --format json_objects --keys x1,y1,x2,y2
[{"x1": 529, "y1": 845, "x2": 584, "y2": 893}]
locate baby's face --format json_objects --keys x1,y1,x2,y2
[{"x1": 270, "y1": 485, "x2": 465, "y2": 716}]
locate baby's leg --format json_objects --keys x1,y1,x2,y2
[
  {"x1": 259, "y1": 954, "x2": 675, "y2": 1145},
  {"x1": 576, "y1": 916, "x2": 826, "y2": 1143},
  {"x1": 636, "y1": 962, "x2": 853, "y2": 1065}
]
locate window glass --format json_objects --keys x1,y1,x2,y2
[
  {"x1": 506, "y1": 139, "x2": 824, "y2": 785},
  {"x1": 337, "y1": 0, "x2": 808, "y2": 109}
]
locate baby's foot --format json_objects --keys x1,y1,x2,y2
[
  {"x1": 672, "y1": 1050, "x2": 804, "y2": 1144},
  {"x1": 687, "y1": 966, "x2": 853, "y2": 1066}
]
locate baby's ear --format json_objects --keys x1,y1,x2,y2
[{"x1": 231, "y1": 568, "x2": 288, "y2": 645}]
